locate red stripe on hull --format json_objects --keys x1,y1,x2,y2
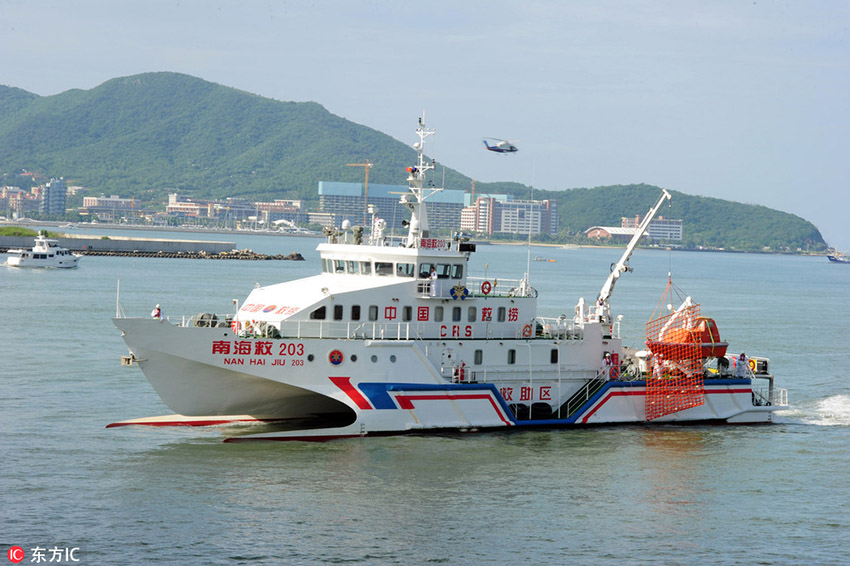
[
  {"x1": 329, "y1": 376, "x2": 373, "y2": 410},
  {"x1": 394, "y1": 393, "x2": 512, "y2": 426}
]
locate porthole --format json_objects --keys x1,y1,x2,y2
[
  {"x1": 390, "y1": 355, "x2": 397, "y2": 363},
  {"x1": 371, "y1": 355, "x2": 378, "y2": 363},
  {"x1": 351, "y1": 354, "x2": 358, "y2": 362},
  {"x1": 307, "y1": 354, "x2": 314, "y2": 362}
]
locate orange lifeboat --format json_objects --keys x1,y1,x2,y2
[{"x1": 647, "y1": 317, "x2": 728, "y2": 360}]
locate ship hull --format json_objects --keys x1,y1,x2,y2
[
  {"x1": 113, "y1": 318, "x2": 785, "y2": 440},
  {"x1": 6, "y1": 256, "x2": 79, "y2": 268}
]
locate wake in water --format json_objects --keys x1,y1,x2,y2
[{"x1": 776, "y1": 394, "x2": 850, "y2": 426}]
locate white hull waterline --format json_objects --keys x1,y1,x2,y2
[{"x1": 112, "y1": 116, "x2": 788, "y2": 441}]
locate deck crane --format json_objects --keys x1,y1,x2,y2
[{"x1": 594, "y1": 189, "x2": 672, "y2": 322}]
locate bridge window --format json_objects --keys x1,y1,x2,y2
[
  {"x1": 436, "y1": 264, "x2": 452, "y2": 279},
  {"x1": 434, "y1": 306, "x2": 444, "y2": 322},
  {"x1": 451, "y1": 265, "x2": 463, "y2": 279},
  {"x1": 333, "y1": 305, "x2": 344, "y2": 320},
  {"x1": 551, "y1": 349, "x2": 558, "y2": 364},
  {"x1": 368, "y1": 305, "x2": 378, "y2": 321},
  {"x1": 346, "y1": 261, "x2": 359, "y2": 274},
  {"x1": 310, "y1": 306, "x2": 326, "y2": 320},
  {"x1": 397, "y1": 263, "x2": 415, "y2": 277},
  {"x1": 419, "y1": 263, "x2": 436, "y2": 278},
  {"x1": 474, "y1": 350, "x2": 483, "y2": 365},
  {"x1": 467, "y1": 307, "x2": 476, "y2": 322},
  {"x1": 508, "y1": 349, "x2": 517, "y2": 365},
  {"x1": 351, "y1": 305, "x2": 361, "y2": 321},
  {"x1": 360, "y1": 261, "x2": 372, "y2": 275},
  {"x1": 402, "y1": 306, "x2": 412, "y2": 322},
  {"x1": 452, "y1": 307, "x2": 462, "y2": 322},
  {"x1": 375, "y1": 262, "x2": 393, "y2": 276},
  {"x1": 333, "y1": 260, "x2": 345, "y2": 273},
  {"x1": 497, "y1": 307, "x2": 506, "y2": 322}
]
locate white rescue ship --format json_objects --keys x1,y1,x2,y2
[{"x1": 112, "y1": 117, "x2": 788, "y2": 441}]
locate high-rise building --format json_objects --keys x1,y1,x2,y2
[
  {"x1": 460, "y1": 196, "x2": 558, "y2": 236},
  {"x1": 40, "y1": 178, "x2": 67, "y2": 216}
]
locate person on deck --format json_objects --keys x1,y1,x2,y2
[
  {"x1": 603, "y1": 352, "x2": 614, "y2": 379},
  {"x1": 429, "y1": 266, "x2": 438, "y2": 297},
  {"x1": 595, "y1": 298, "x2": 605, "y2": 322},
  {"x1": 151, "y1": 304, "x2": 162, "y2": 319},
  {"x1": 736, "y1": 352, "x2": 748, "y2": 378}
]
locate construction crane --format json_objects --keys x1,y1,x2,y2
[{"x1": 346, "y1": 160, "x2": 373, "y2": 226}]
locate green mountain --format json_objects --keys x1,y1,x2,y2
[
  {"x1": 0, "y1": 72, "x2": 826, "y2": 252},
  {"x1": 529, "y1": 184, "x2": 824, "y2": 251},
  {"x1": 0, "y1": 72, "x2": 454, "y2": 201}
]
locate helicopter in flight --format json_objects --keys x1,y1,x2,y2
[{"x1": 482, "y1": 138, "x2": 518, "y2": 154}]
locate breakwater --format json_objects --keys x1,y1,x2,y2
[
  {"x1": 0, "y1": 235, "x2": 304, "y2": 260},
  {"x1": 78, "y1": 249, "x2": 304, "y2": 260}
]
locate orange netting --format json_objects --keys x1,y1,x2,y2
[{"x1": 644, "y1": 302, "x2": 705, "y2": 421}]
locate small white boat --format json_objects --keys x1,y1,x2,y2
[{"x1": 6, "y1": 231, "x2": 80, "y2": 268}]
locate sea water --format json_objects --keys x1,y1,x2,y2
[{"x1": 2, "y1": 233, "x2": 849, "y2": 565}]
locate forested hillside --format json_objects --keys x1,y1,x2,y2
[
  {"x1": 0, "y1": 72, "x2": 456, "y2": 201},
  {"x1": 533, "y1": 184, "x2": 824, "y2": 251},
  {"x1": 0, "y1": 72, "x2": 826, "y2": 251}
]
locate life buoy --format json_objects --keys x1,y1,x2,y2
[
  {"x1": 748, "y1": 358, "x2": 757, "y2": 372},
  {"x1": 522, "y1": 324, "x2": 533, "y2": 338},
  {"x1": 480, "y1": 280, "x2": 492, "y2": 295}
]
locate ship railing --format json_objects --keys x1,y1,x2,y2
[
  {"x1": 466, "y1": 276, "x2": 530, "y2": 298},
  {"x1": 560, "y1": 368, "x2": 610, "y2": 419},
  {"x1": 413, "y1": 276, "x2": 534, "y2": 299},
  {"x1": 752, "y1": 384, "x2": 788, "y2": 407},
  {"x1": 415, "y1": 280, "x2": 451, "y2": 298},
  {"x1": 444, "y1": 365, "x2": 599, "y2": 385},
  {"x1": 750, "y1": 371, "x2": 787, "y2": 408},
  {"x1": 178, "y1": 313, "x2": 586, "y2": 342},
  {"x1": 178, "y1": 314, "x2": 423, "y2": 341},
  {"x1": 416, "y1": 277, "x2": 524, "y2": 299},
  {"x1": 277, "y1": 320, "x2": 423, "y2": 341},
  {"x1": 534, "y1": 316, "x2": 585, "y2": 340}
]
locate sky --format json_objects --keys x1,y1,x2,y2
[{"x1": 2, "y1": 0, "x2": 849, "y2": 249}]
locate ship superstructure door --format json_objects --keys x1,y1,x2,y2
[{"x1": 439, "y1": 348, "x2": 455, "y2": 380}]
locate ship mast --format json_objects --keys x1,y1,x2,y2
[{"x1": 402, "y1": 114, "x2": 443, "y2": 247}]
